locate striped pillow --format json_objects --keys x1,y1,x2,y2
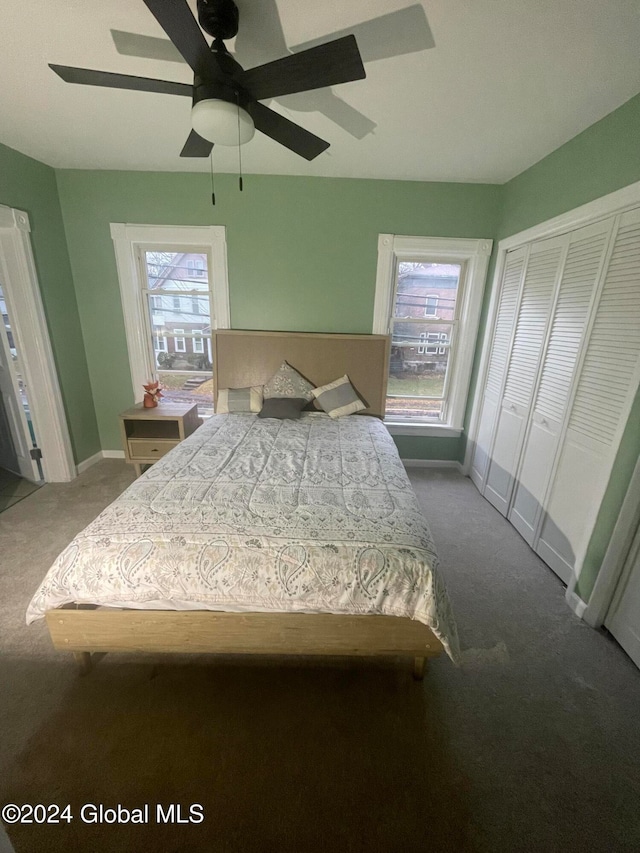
[
  {"x1": 312, "y1": 375, "x2": 365, "y2": 418},
  {"x1": 217, "y1": 386, "x2": 263, "y2": 414}
]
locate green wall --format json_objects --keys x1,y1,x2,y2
[
  {"x1": 0, "y1": 143, "x2": 99, "y2": 463},
  {"x1": 55, "y1": 170, "x2": 501, "y2": 451},
  {"x1": 467, "y1": 91, "x2": 640, "y2": 602}
]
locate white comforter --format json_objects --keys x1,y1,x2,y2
[{"x1": 27, "y1": 413, "x2": 459, "y2": 659}]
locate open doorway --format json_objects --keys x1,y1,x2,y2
[
  {"x1": 0, "y1": 282, "x2": 42, "y2": 510},
  {"x1": 0, "y1": 205, "x2": 75, "y2": 483}
]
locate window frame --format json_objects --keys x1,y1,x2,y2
[
  {"x1": 373, "y1": 234, "x2": 492, "y2": 436},
  {"x1": 424, "y1": 295, "x2": 439, "y2": 317},
  {"x1": 173, "y1": 328, "x2": 186, "y2": 353},
  {"x1": 111, "y1": 224, "x2": 230, "y2": 403},
  {"x1": 193, "y1": 332, "x2": 205, "y2": 354}
]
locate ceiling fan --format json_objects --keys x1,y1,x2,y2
[
  {"x1": 49, "y1": 0, "x2": 367, "y2": 161},
  {"x1": 110, "y1": 3, "x2": 435, "y2": 141}
]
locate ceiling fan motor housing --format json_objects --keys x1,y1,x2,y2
[{"x1": 197, "y1": 0, "x2": 239, "y2": 41}]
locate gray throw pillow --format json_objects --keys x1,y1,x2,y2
[
  {"x1": 262, "y1": 361, "x2": 315, "y2": 401},
  {"x1": 258, "y1": 397, "x2": 308, "y2": 419},
  {"x1": 217, "y1": 386, "x2": 263, "y2": 413}
]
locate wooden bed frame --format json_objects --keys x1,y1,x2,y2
[{"x1": 44, "y1": 330, "x2": 445, "y2": 679}]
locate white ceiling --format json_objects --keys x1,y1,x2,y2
[{"x1": 2, "y1": 0, "x2": 639, "y2": 183}]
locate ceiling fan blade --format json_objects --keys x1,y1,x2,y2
[
  {"x1": 142, "y1": 0, "x2": 223, "y2": 82},
  {"x1": 180, "y1": 129, "x2": 214, "y2": 158},
  {"x1": 242, "y1": 35, "x2": 365, "y2": 101},
  {"x1": 111, "y1": 29, "x2": 184, "y2": 63},
  {"x1": 289, "y1": 5, "x2": 435, "y2": 63},
  {"x1": 49, "y1": 64, "x2": 192, "y2": 97},
  {"x1": 246, "y1": 101, "x2": 329, "y2": 160}
]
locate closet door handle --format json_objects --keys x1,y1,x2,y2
[
  {"x1": 509, "y1": 404, "x2": 516, "y2": 412},
  {"x1": 541, "y1": 418, "x2": 549, "y2": 427}
]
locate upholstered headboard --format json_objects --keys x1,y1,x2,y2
[{"x1": 213, "y1": 330, "x2": 390, "y2": 418}]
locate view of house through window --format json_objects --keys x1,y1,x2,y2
[
  {"x1": 141, "y1": 250, "x2": 214, "y2": 417},
  {"x1": 387, "y1": 261, "x2": 462, "y2": 421}
]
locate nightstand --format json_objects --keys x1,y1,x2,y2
[{"x1": 119, "y1": 402, "x2": 201, "y2": 477}]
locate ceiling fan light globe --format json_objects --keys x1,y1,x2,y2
[{"x1": 191, "y1": 99, "x2": 255, "y2": 146}]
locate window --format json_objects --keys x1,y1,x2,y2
[
  {"x1": 373, "y1": 235, "x2": 492, "y2": 433},
  {"x1": 424, "y1": 296, "x2": 439, "y2": 317},
  {"x1": 173, "y1": 329, "x2": 186, "y2": 353},
  {"x1": 111, "y1": 224, "x2": 230, "y2": 420},
  {"x1": 187, "y1": 258, "x2": 205, "y2": 277}
]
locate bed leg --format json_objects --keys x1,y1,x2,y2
[
  {"x1": 412, "y1": 656, "x2": 427, "y2": 681},
  {"x1": 73, "y1": 652, "x2": 92, "y2": 675}
]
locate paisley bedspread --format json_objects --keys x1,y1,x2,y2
[{"x1": 27, "y1": 413, "x2": 459, "y2": 660}]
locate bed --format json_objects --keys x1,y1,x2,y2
[{"x1": 28, "y1": 331, "x2": 459, "y2": 677}]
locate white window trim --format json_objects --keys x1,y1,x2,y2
[
  {"x1": 193, "y1": 333, "x2": 204, "y2": 354},
  {"x1": 154, "y1": 333, "x2": 167, "y2": 352},
  {"x1": 0, "y1": 206, "x2": 76, "y2": 481},
  {"x1": 111, "y1": 224, "x2": 230, "y2": 402},
  {"x1": 424, "y1": 295, "x2": 439, "y2": 317},
  {"x1": 173, "y1": 328, "x2": 186, "y2": 353},
  {"x1": 373, "y1": 234, "x2": 492, "y2": 437}
]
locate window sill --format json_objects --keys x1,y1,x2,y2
[{"x1": 385, "y1": 422, "x2": 463, "y2": 438}]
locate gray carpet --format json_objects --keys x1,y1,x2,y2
[
  {"x1": 1, "y1": 461, "x2": 639, "y2": 852},
  {"x1": 0, "y1": 468, "x2": 40, "y2": 514}
]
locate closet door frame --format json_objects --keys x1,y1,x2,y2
[
  {"x1": 465, "y1": 178, "x2": 640, "y2": 479},
  {"x1": 465, "y1": 178, "x2": 640, "y2": 620}
]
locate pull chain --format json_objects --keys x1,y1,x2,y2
[
  {"x1": 209, "y1": 148, "x2": 216, "y2": 206},
  {"x1": 237, "y1": 94, "x2": 244, "y2": 192}
]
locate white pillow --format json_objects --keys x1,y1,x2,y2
[{"x1": 312, "y1": 375, "x2": 365, "y2": 418}]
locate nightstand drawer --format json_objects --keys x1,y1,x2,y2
[{"x1": 127, "y1": 438, "x2": 179, "y2": 460}]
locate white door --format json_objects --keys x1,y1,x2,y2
[
  {"x1": 509, "y1": 220, "x2": 613, "y2": 545},
  {"x1": 537, "y1": 208, "x2": 640, "y2": 581},
  {"x1": 470, "y1": 247, "x2": 527, "y2": 491},
  {"x1": 606, "y1": 526, "x2": 640, "y2": 669},
  {"x1": 484, "y1": 236, "x2": 565, "y2": 515},
  {"x1": 0, "y1": 283, "x2": 40, "y2": 481}
]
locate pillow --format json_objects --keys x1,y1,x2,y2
[
  {"x1": 217, "y1": 386, "x2": 263, "y2": 414},
  {"x1": 258, "y1": 397, "x2": 308, "y2": 419},
  {"x1": 262, "y1": 361, "x2": 315, "y2": 401},
  {"x1": 312, "y1": 375, "x2": 366, "y2": 418}
]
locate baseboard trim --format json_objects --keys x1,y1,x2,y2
[
  {"x1": 565, "y1": 588, "x2": 588, "y2": 620},
  {"x1": 76, "y1": 450, "x2": 126, "y2": 474},
  {"x1": 76, "y1": 451, "x2": 103, "y2": 474},
  {"x1": 402, "y1": 459, "x2": 463, "y2": 471}
]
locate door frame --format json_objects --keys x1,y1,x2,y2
[
  {"x1": 0, "y1": 205, "x2": 76, "y2": 482},
  {"x1": 583, "y1": 456, "x2": 640, "y2": 629},
  {"x1": 464, "y1": 178, "x2": 640, "y2": 478}
]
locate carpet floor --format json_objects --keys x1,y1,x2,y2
[
  {"x1": 0, "y1": 461, "x2": 639, "y2": 852},
  {"x1": 0, "y1": 468, "x2": 40, "y2": 514}
]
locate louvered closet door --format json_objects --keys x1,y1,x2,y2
[
  {"x1": 484, "y1": 236, "x2": 565, "y2": 515},
  {"x1": 538, "y1": 208, "x2": 640, "y2": 581},
  {"x1": 470, "y1": 247, "x2": 527, "y2": 491},
  {"x1": 509, "y1": 220, "x2": 613, "y2": 551}
]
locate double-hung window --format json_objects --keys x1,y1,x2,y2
[
  {"x1": 111, "y1": 225, "x2": 230, "y2": 419},
  {"x1": 373, "y1": 235, "x2": 492, "y2": 434}
]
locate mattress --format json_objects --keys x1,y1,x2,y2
[{"x1": 27, "y1": 413, "x2": 459, "y2": 659}]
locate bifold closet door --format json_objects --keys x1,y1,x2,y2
[
  {"x1": 537, "y1": 207, "x2": 640, "y2": 581},
  {"x1": 469, "y1": 247, "x2": 526, "y2": 491},
  {"x1": 483, "y1": 236, "x2": 565, "y2": 515},
  {"x1": 508, "y1": 220, "x2": 613, "y2": 552}
]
